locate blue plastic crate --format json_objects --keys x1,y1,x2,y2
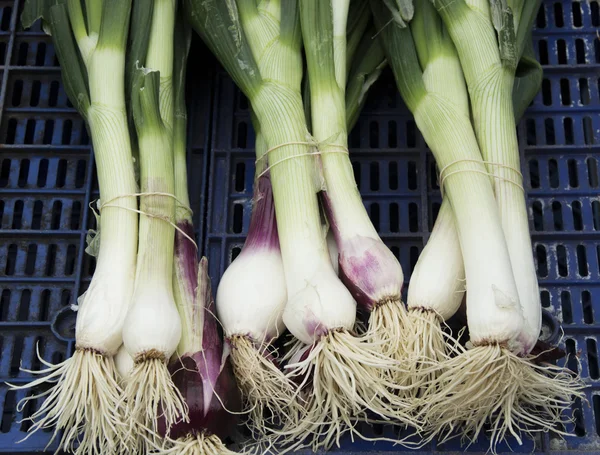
[{"x1": 0, "y1": 0, "x2": 599, "y2": 453}]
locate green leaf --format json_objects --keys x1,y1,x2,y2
[
  {"x1": 126, "y1": 0, "x2": 154, "y2": 105},
  {"x1": 183, "y1": 0, "x2": 262, "y2": 99},
  {"x1": 490, "y1": 0, "x2": 517, "y2": 69},
  {"x1": 131, "y1": 66, "x2": 163, "y2": 135},
  {"x1": 96, "y1": 0, "x2": 132, "y2": 52},
  {"x1": 48, "y1": 3, "x2": 90, "y2": 117},
  {"x1": 512, "y1": 37, "x2": 542, "y2": 122},
  {"x1": 21, "y1": 0, "x2": 66, "y2": 30},
  {"x1": 173, "y1": 6, "x2": 192, "y2": 120}
]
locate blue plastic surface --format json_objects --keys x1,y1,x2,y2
[{"x1": 0, "y1": 0, "x2": 599, "y2": 453}]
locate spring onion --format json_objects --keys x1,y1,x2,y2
[
  {"x1": 12, "y1": 1, "x2": 138, "y2": 453},
  {"x1": 121, "y1": 1, "x2": 188, "y2": 446}
]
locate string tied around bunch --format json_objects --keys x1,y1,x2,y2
[
  {"x1": 255, "y1": 133, "x2": 350, "y2": 178},
  {"x1": 88, "y1": 192, "x2": 197, "y2": 251},
  {"x1": 438, "y1": 159, "x2": 524, "y2": 197}
]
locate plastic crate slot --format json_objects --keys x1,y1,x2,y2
[
  {"x1": 388, "y1": 161, "x2": 398, "y2": 190},
  {"x1": 560, "y1": 78, "x2": 571, "y2": 105},
  {"x1": 30, "y1": 80, "x2": 41, "y2": 107},
  {"x1": 19, "y1": 391, "x2": 36, "y2": 433},
  {"x1": 18, "y1": 290, "x2": 31, "y2": 321},
  {"x1": 549, "y1": 158, "x2": 559, "y2": 188},
  {"x1": 40, "y1": 289, "x2": 50, "y2": 321},
  {"x1": 390, "y1": 246, "x2": 400, "y2": 261},
  {"x1": 24, "y1": 118, "x2": 35, "y2": 144},
  {"x1": 552, "y1": 201, "x2": 563, "y2": 230},
  {"x1": 541, "y1": 289, "x2": 551, "y2": 308},
  {"x1": 592, "y1": 1, "x2": 600, "y2": 26},
  {"x1": 573, "y1": 200, "x2": 583, "y2": 230},
  {"x1": 587, "y1": 338, "x2": 599, "y2": 379},
  {"x1": 11, "y1": 200, "x2": 23, "y2": 228},
  {"x1": 390, "y1": 203, "x2": 399, "y2": 233},
  {"x1": 429, "y1": 160, "x2": 439, "y2": 190},
  {"x1": 573, "y1": 396, "x2": 585, "y2": 436},
  {"x1": 0, "y1": 200, "x2": 4, "y2": 227},
  {"x1": 407, "y1": 161, "x2": 417, "y2": 190},
  {"x1": 564, "y1": 117, "x2": 574, "y2": 144},
  {"x1": 408, "y1": 202, "x2": 418, "y2": 232},
  {"x1": 557, "y1": 39, "x2": 567, "y2": 65},
  {"x1": 430, "y1": 201, "x2": 441, "y2": 231},
  {"x1": 388, "y1": 120, "x2": 397, "y2": 148},
  {"x1": 238, "y1": 93, "x2": 248, "y2": 110},
  {"x1": 36, "y1": 159, "x2": 48, "y2": 187},
  {"x1": 545, "y1": 118, "x2": 556, "y2": 145},
  {"x1": 567, "y1": 159, "x2": 579, "y2": 188},
  {"x1": 565, "y1": 338, "x2": 578, "y2": 372},
  {"x1": 536, "y1": 245, "x2": 548, "y2": 277},
  {"x1": 0, "y1": 290, "x2": 9, "y2": 321},
  {"x1": 592, "y1": 201, "x2": 600, "y2": 230},
  {"x1": 577, "y1": 244, "x2": 588, "y2": 277},
  {"x1": 1, "y1": 390, "x2": 16, "y2": 433},
  {"x1": 406, "y1": 119, "x2": 417, "y2": 147},
  {"x1": 55, "y1": 159, "x2": 66, "y2": 188},
  {"x1": 86, "y1": 255, "x2": 96, "y2": 276},
  {"x1": 234, "y1": 162, "x2": 245, "y2": 192},
  {"x1": 526, "y1": 118, "x2": 537, "y2": 145},
  {"x1": 575, "y1": 39, "x2": 586, "y2": 64},
  {"x1": 561, "y1": 290, "x2": 573, "y2": 323},
  {"x1": 75, "y1": 159, "x2": 86, "y2": 188},
  {"x1": 231, "y1": 246, "x2": 241, "y2": 262},
  {"x1": 537, "y1": 4, "x2": 547, "y2": 27},
  {"x1": 557, "y1": 244, "x2": 568, "y2": 276},
  {"x1": 65, "y1": 244, "x2": 76, "y2": 275},
  {"x1": 369, "y1": 121, "x2": 379, "y2": 148},
  {"x1": 529, "y1": 159, "x2": 540, "y2": 188},
  {"x1": 48, "y1": 80, "x2": 59, "y2": 107},
  {"x1": 25, "y1": 244, "x2": 36, "y2": 275},
  {"x1": 587, "y1": 158, "x2": 599, "y2": 187},
  {"x1": 580, "y1": 78, "x2": 591, "y2": 105},
  {"x1": 542, "y1": 79, "x2": 552, "y2": 105},
  {"x1": 5, "y1": 244, "x2": 17, "y2": 275},
  {"x1": 583, "y1": 290, "x2": 594, "y2": 323},
  {"x1": 35, "y1": 42, "x2": 46, "y2": 66},
  {"x1": 583, "y1": 116, "x2": 595, "y2": 145},
  {"x1": 594, "y1": 395, "x2": 600, "y2": 437},
  {"x1": 533, "y1": 200, "x2": 544, "y2": 231},
  {"x1": 10, "y1": 79, "x2": 22, "y2": 107},
  {"x1": 369, "y1": 161, "x2": 379, "y2": 191},
  {"x1": 50, "y1": 200, "x2": 62, "y2": 230},
  {"x1": 61, "y1": 119, "x2": 72, "y2": 145},
  {"x1": 42, "y1": 119, "x2": 54, "y2": 145},
  {"x1": 16, "y1": 41, "x2": 27, "y2": 66},
  {"x1": 232, "y1": 203, "x2": 243, "y2": 234},
  {"x1": 349, "y1": 124, "x2": 360, "y2": 148},
  {"x1": 409, "y1": 245, "x2": 419, "y2": 273},
  {"x1": 0, "y1": 5, "x2": 10, "y2": 31},
  {"x1": 554, "y1": 2, "x2": 564, "y2": 27},
  {"x1": 572, "y1": 1, "x2": 583, "y2": 27},
  {"x1": 236, "y1": 121, "x2": 247, "y2": 149},
  {"x1": 61, "y1": 288, "x2": 71, "y2": 307},
  {"x1": 369, "y1": 203, "x2": 380, "y2": 231},
  {"x1": 44, "y1": 244, "x2": 56, "y2": 277},
  {"x1": 70, "y1": 201, "x2": 81, "y2": 230},
  {"x1": 595, "y1": 38, "x2": 600, "y2": 63},
  {"x1": 10, "y1": 337, "x2": 24, "y2": 375},
  {"x1": 17, "y1": 159, "x2": 29, "y2": 188}
]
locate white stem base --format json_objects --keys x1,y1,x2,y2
[
  {"x1": 8, "y1": 348, "x2": 124, "y2": 455},
  {"x1": 420, "y1": 344, "x2": 586, "y2": 452}
]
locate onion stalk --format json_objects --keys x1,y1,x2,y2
[
  {"x1": 122, "y1": 0, "x2": 187, "y2": 444},
  {"x1": 11, "y1": 2, "x2": 138, "y2": 453}
]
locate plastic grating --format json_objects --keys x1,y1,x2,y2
[{"x1": 0, "y1": 0, "x2": 596, "y2": 454}]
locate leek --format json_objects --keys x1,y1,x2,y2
[{"x1": 12, "y1": 2, "x2": 138, "y2": 453}]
